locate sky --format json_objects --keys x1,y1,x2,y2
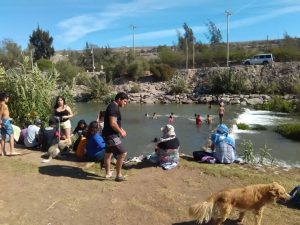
[{"x1": 1, "y1": 0, "x2": 300, "y2": 51}]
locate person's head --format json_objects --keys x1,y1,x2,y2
[
  {"x1": 54, "y1": 96, "x2": 66, "y2": 109},
  {"x1": 161, "y1": 124, "x2": 176, "y2": 138},
  {"x1": 115, "y1": 92, "x2": 128, "y2": 107},
  {"x1": 87, "y1": 121, "x2": 99, "y2": 137},
  {"x1": 48, "y1": 117, "x2": 57, "y2": 127},
  {"x1": 216, "y1": 124, "x2": 229, "y2": 136},
  {"x1": 0, "y1": 93, "x2": 9, "y2": 102},
  {"x1": 34, "y1": 118, "x2": 43, "y2": 127},
  {"x1": 77, "y1": 120, "x2": 87, "y2": 129}
]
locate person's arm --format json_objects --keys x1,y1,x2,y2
[
  {"x1": 108, "y1": 116, "x2": 126, "y2": 137},
  {"x1": 94, "y1": 134, "x2": 106, "y2": 150}
]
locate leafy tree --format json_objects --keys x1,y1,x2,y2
[
  {"x1": 29, "y1": 26, "x2": 55, "y2": 61},
  {"x1": 0, "y1": 39, "x2": 22, "y2": 69},
  {"x1": 205, "y1": 21, "x2": 222, "y2": 45},
  {"x1": 177, "y1": 23, "x2": 195, "y2": 50}
]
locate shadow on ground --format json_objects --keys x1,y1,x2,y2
[
  {"x1": 173, "y1": 219, "x2": 239, "y2": 225},
  {"x1": 39, "y1": 165, "x2": 107, "y2": 181},
  {"x1": 123, "y1": 160, "x2": 158, "y2": 170}
]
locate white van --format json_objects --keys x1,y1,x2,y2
[{"x1": 243, "y1": 53, "x2": 274, "y2": 65}]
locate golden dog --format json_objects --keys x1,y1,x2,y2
[{"x1": 189, "y1": 182, "x2": 290, "y2": 225}]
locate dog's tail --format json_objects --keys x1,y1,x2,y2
[
  {"x1": 189, "y1": 198, "x2": 214, "y2": 224},
  {"x1": 41, "y1": 156, "x2": 52, "y2": 163}
]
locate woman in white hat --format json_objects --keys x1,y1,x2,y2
[{"x1": 155, "y1": 124, "x2": 180, "y2": 170}]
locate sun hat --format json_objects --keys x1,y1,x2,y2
[{"x1": 161, "y1": 124, "x2": 176, "y2": 136}]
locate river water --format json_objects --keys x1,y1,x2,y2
[{"x1": 73, "y1": 103, "x2": 300, "y2": 167}]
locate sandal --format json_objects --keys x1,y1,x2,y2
[{"x1": 115, "y1": 176, "x2": 126, "y2": 182}]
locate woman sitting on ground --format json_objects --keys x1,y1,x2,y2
[
  {"x1": 211, "y1": 124, "x2": 236, "y2": 164},
  {"x1": 86, "y1": 121, "x2": 106, "y2": 161},
  {"x1": 151, "y1": 124, "x2": 180, "y2": 170},
  {"x1": 72, "y1": 119, "x2": 87, "y2": 153}
]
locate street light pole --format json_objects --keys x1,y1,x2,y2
[
  {"x1": 91, "y1": 48, "x2": 95, "y2": 72},
  {"x1": 225, "y1": 10, "x2": 232, "y2": 67},
  {"x1": 130, "y1": 25, "x2": 136, "y2": 58}
]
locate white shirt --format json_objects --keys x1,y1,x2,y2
[{"x1": 24, "y1": 124, "x2": 40, "y2": 148}]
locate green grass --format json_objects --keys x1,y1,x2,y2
[{"x1": 276, "y1": 124, "x2": 300, "y2": 141}]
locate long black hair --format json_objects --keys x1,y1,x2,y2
[{"x1": 54, "y1": 96, "x2": 66, "y2": 109}]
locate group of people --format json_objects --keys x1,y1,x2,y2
[{"x1": 1, "y1": 90, "x2": 233, "y2": 182}]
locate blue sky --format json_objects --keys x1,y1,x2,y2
[{"x1": 1, "y1": 0, "x2": 300, "y2": 50}]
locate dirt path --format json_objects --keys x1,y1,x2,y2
[{"x1": 0, "y1": 148, "x2": 299, "y2": 225}]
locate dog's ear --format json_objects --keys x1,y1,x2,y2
[{"x1": 269, "y1": 189, "x2": 278, "y2": 197}]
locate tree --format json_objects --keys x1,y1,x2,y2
[
  {"x1": 205, "y1": 21, "x2": 222, "y2": 45},
  {"x1": 177, "y1": 23, "x2": 195, "y2": 50},
  {"x1": 29, "y1": 26, "x2": 55, "y2": 61},
  {"x1": 0, "y1": 39, "x2": 22, "y2": 69}
]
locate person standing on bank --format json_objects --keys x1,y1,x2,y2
[
  {"x1": 0, "y1": 93, "x2": 19, "y2": 155},
  {"x1": 103, "y1": 92, "x2": 129, "y2": 182},
  {"x1": 53, "y1": 96, "x2": 73, "y2": 145}
]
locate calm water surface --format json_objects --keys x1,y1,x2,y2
[{"x1": 73, "y1": 103, "x2": 300, "y2": 166}]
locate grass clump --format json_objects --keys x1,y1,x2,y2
[
  {"x1": 276, "y1": 124, "x2": 300, "y2": 141},
  {"x1": 237, "y1": 123, "x2": 250, "y2": 130}
]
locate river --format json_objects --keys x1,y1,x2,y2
[{"x1": 73, "y1": 103, "x2": 300, "y2": 167}]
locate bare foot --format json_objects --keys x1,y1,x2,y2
[
  {"x1": 8, "y1": 152, "x2": 21, "y2": 156},
  {"x1": 105, "y1": 172, "x2": 113, "y2": 178}
]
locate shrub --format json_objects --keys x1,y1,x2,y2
[
  {"x1": 239, "y1": 140, "x2": 255, "y2": 163},
  {"x1": 169, "y1": 77, "x2": 188, "y2": 95},
  {"x1": 150, "y1": 63, "x2": 174, "y2": 81},
  {"x1": 82, "y1": 76, "x2": 112, "y2": 101},
  {"x1": 255, "y1": 96, "x2": 294, "y2": 113},
  {"x1": 127, "y1": 58, "x2": 149, "y2": 81},
  {"x1": 209, "y1": 69, "x2": 246, "y2": 94},
  {"x1": 36, "y1": 58, "x2": 53, "y2": 71},
  {"x1": 258, "y1": 145, "x2": 275, "y2": 166},
  {"x1": 55, "y1": 60, "x2": 84, "y2": 85},
  {"x1": 276, "y1": 124, "x2": 300, "y2": 141},
  {"x1": 129, "y1": 83, "x2": 140, "y2": 93},
  {"x1": 237, "y1": 123, "x2": 250, "y2": 130},
  {"x1": 0, "y1": 56, "x2": 59, "y2": 126}
]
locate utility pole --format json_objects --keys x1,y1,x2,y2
[
  {"x1": 185, "y1": 38, "x2": 189, "y2": 70},
  {"x1": 192, "y1": 38, "x2": 195, "y2": 69},
  {"x1": 91, "y1": 48, "x2": 95, "y2": 72},
  {"x1": 130, "y1": 25, "x2": 136, "y2": 58},
  {"x1": 225, "y1": 10, "x2": 232, "y2": 67}
]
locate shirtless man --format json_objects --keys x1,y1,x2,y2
[
  {"x1": 218, "y1": 102, "x2": 225, "y2": 124},
  {"x1": 0, "y1": 93, "x2": 17, "y2": 155}
]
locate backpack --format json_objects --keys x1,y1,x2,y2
[{"x1": 288, "y1": 185, "x2": 300, "y2": 208}]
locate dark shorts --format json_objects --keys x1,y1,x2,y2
[
  {"x1": 219, "y1": 113, "x2": 224, "y2": 118},
  {"x1": 104, "y1": 135, "x2": 127, "y2": 155}
]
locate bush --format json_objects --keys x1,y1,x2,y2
[
  {"x1": 0, "y1": 57, "x2": 59, "y2": 126},
  {"x1": 129, "y1": 83, "x2": 140, "y2": 93},
  {"x1": 255, "y1": 96, "x2": 294, "y2": 113},
  {"x1": 82, "y1": 76, "x2": 112, "y2": 101},
  {"x1": 150, "y1": 63, "x2": 174, "y2": 81},
  {"x1": 55, "y1": 60, "x2": 84, "y2": 85},
  {"x1": 169, "y1": 77, "x2": 188, "y2": 95},
  {"x1": 237, "y1": 123, "x2": 250, "y2": 130},
  {"x1": 276, "y1": 124, "x2": 300, "y2": 141},
  {"x1": 239, "y1": 140, "x2": 255, "y2": 163},
  {"x1": 209, "y1": 69, "x2": 246, "y2": 94},
  {"x1": 127, "y1": 58, "x2": 149, "y2": 81},
  {"x1": 36, "y1": 58, "x2": 53, "y2": 71}
]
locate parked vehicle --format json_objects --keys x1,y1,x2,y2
[{"x1": 243, "y1": 53, "x2": 274, "y2": 65}]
